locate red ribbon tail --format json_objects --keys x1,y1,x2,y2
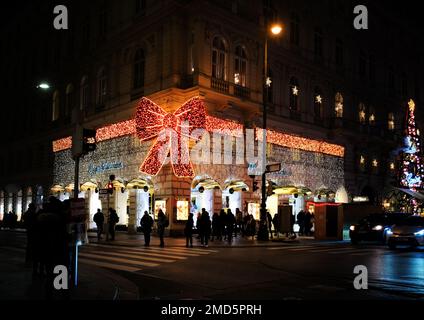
[{"x1": 139, "y1": 132, "x2": 171, "y2": 176}]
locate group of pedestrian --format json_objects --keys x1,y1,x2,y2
[
  {"x1": 93, "y1": 208, "x2": 120, "y2": 241},
  {"x1": 182, "y1": 208, "x2": 259, "y2": 247},
  {"x1": 138, "y1": 209, "x2": 169, "y2": 247},
  {"x1": 1, "y1": 211, "x2": 18, "y2": 229},
  {"x1": 22, "y1": 197, "x2": 70, "y2": 298},
  {"x1": 297, "y1": 210, "x2": 314, "y2": 236}
]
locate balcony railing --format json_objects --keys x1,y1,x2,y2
[
  {"x1": 234, "y1": 85, "x2": 250, "y2": 99},
  {"x1": 211, "y1": 77, "x2": 229, "y2": 94}
]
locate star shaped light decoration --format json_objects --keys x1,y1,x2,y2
[
  {"x1": 292, "y1": 86, "x2": 299, "y2": 96},
  {"x1": 315, "y1": 95, "x2": 322, "y2": 104},
  {"x1": 266, "y1": 77, "x2": 272, "y2": 87},
  {"x1": 409, "y1": 99, "x2": 415, "y2": 112}
]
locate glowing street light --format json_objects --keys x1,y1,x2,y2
[
  {"x1": 37, "y1": 83, "x2": 50, "y2": 90},
  {"x1": 270, "y1": 24, "x2": 283, "y2": 35}
]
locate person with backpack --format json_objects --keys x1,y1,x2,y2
[
  {"x1": 93, "y1": 209, "x2": 104, "y2": 241},
  {"x1": 108, "y1": 208, "x2": 119, "y2": 241},
  {"x1": 157, "y1": 209, "x2": 168, "y2": 247},
  {"x1": 184, "y1": 213, "x2": 194, "y2": 248},
  {"x1": 140, "y1": 211, "x2": 154, "y2": 246}
]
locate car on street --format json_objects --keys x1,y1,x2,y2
[
  {"x1": 349, "y1": 213, "x2": 410, "y2": 244},
  {"x1": 386, "y1": 216, "x2": 424, "y2": 249}
]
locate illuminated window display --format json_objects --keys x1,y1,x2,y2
[{"x1": 176, "y1": 200, "x2": 189, "y2": 221}]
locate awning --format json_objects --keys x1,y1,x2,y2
[{"x1": 395, "y1": 188, "x2": 424, "y2": 200}]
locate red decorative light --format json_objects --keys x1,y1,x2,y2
[{"x1": 135, "y1": 97, "x2": 206, "y2": 178}]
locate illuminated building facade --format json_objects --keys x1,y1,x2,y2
[{"x1": 0, "y1": 0, "x2": 423, "y2": 232}]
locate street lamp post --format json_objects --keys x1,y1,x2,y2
[{"x1": 257, "y1": 17, "x2": 282, "y2": 241}]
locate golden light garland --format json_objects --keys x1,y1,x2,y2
[
  {"x1": 52, "y1": 100, "x2": 345, "y2": 160},
  {"x1": 258, "y1": 129, "x2": 345, "y2": 158}
]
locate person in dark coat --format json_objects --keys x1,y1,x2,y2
[
  {"x1": 184, "y1": 213, "x2": 194, "y2": 248},
  {"x1": 37, "y1": 197, "x2": 67, "y2": 298},
  {"x1": 22, "y1": 203, "x2": 37, "y2": 264},
  {"x1": 219, "y1": 209, "x2": 226, "y2": 241},
  {"x1": 211, "y1": 212, "x2": 220, "y2": 242},
  {"x1": 235, "y1": 208, "x2": 243, "y2": 237},
  {"x1": 304, "y1": 211, "x2": 312, "y2": 236},
  {"x1": 297, "y1": 210, "x2": 306, "y2": 236},
  {"x1": 266, "y1": 211, "x2": 273, "y2": 239},
  {"x1": 272, "y1": 213, "x2": 280, "y2": 237},
  {"x1": 140, "y1": 211, "x2": 153, "y2": 246},
  {"x1": 157, "y1": 209, "x2": 168, "y2": 247},
  {"x1": 226, "y1": 209, "x2": 236, "y2": 243},
  {"x1": 93, "y1": 209, "x2": 104, "y2": 240},
  {"x1": 108, "y1": 209, "x2": 119, "y2": 241},
  {"x1": 199, "y1": 209, "x2": 211, "y2": 247}
]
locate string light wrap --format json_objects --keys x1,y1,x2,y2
[
  {"x1": 399, "y1": 99, "x2": 424, "y2": 191},
  {"x1": 257, "y1": 129, "x2": 345, "y2": 158},
  {"x1": 135, "y1": 97, "x2": 206, "y2": 178}
]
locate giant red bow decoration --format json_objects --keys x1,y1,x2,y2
[{"x1": 135, "y1": 97, "x2": 206, "y2": 178}]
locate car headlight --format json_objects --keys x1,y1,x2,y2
[
  {"x1": 372, "y1": 225, "x2": 383, "y2": 231},
  {"x1": 414, "y1": 229, "x2": 424, "y2": 236},
  {"x1": 349, "y1": 225, "x2": 355, "y2": 231}
]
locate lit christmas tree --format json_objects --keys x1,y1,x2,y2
[{"x1": 399, "y1": 99, "x2": 424, "y2": 212}]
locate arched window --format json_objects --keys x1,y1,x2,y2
[
  {"x1": 133, "y1": 48, "x2": 145, "y2": 89},
  {"x1": 289, "y1": 77, "x2": 300, "y2": 111},
  {"x1": 314, "y1": 87, "x2": 323, "y2": 119},
  {"x1": 80, "y1": 76, "x2": 89, "y2": 111},
  {"x1": 388, "y1": 112, "x2": 395, "y2": 130},
  {"x1": 234, "y1": 45, "x2": 247, "y2": 87},
  {"x1": 369, "y1": 106, "x2": 376, "y2": 125},
  {"x1": 65, "y1": 83, "x2": 74, "y2": 117},
  {"x1": 335, "y1": 92, "x2": 343, "y2": 118},
  {"x1": 97, "y1": 67, "x2": 107, "y2": 106},
  {"x1": 359, "y1": 103, "x2": 366, "y2": 124},
  {"x1": 52, "y1": 90, "x2": 60, "y2": 121},
  {"x1": 212, "y1": 37, "x2": 227, "y2": 81}
]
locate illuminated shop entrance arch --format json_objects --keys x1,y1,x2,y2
[
  {"x1": 222, "y1": 179, "x2": 249, "y2": 215},
  {"x1": 191, "y1": 175, "x2": 221, "y2": 226}
]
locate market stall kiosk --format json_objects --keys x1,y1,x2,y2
[{"x1": 307, "y1": 202, "x2": 343, "y2": 240}]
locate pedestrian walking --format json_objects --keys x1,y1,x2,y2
[
  {"x1": 266, "y1": 211, "x2": 273, "y2": 239},
  {"x1": 219, "y1": 209, "x2": 226, "y2": 241},
  {"x1": 199, "y1": 209, "x2": 211, "y2": 247},
  {"x1": 93, "y1": 209, "x2": 104, "y2": 241},
  {"x1": 211, "y1": 212, "x2": 220, "y2": 241},
  {"x1": 226, "y1": 209, "x2": 236, "y2": 243},
  {"x1": 297, "y1": 210, "x2": 305, "y2": 236},
  {"x1": 22, "y1": 203, "x2": 37, "y2": 265},
  {"x1": 235, "y1": 208, "x2": 243, "y2": 237},
  {"x1": 157, "y1": 209, "x2": 168, "y2": 247},
  {"x1": 108, "y1": 208, "x2": 119, "y2": 241},
  {"x1": 304, "y1": 211, "x2": 312, "y2": 236},
  {"x1": 184, "y1": 213, "x2": 194, "y2": 248},
  {"x1": 140, "y1": 211, "x2": 153, "y2": 246}
]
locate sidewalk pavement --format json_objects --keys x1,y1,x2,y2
[
  {"x1": 87, "y1": 231, "x2": 317, "y2": 248},
  {"x1": 0, "y1": 232, "x2": 139, "y2": 300}
]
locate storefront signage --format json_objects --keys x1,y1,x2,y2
[{"x1": 88, "y1": 161, "x2": 124, "y2": 175}]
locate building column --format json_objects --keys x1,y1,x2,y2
[{"x1": 128, "y1": 190, "x2": 137, "y2": 234}]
